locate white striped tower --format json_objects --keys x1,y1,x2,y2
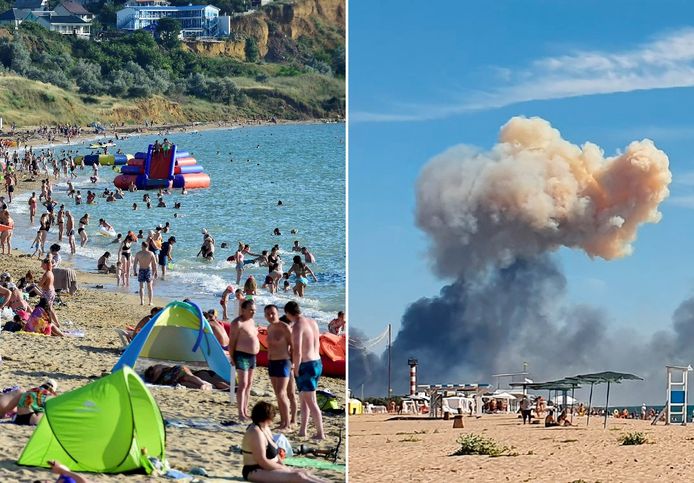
[{"x1": 408, "y1": 358, "x2": 418, "y2": 395}]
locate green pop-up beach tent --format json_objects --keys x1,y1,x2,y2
[{"x1": 18, "y1": 367, "x2": 165, "y2": 474}]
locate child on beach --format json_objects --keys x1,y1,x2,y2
[
  {"x1": 30, "y1": 230, "x2": 43, "y2": 257},
  {"x1": 244, "y1": 276, "x2": 257, "y2": 297},
  {"x1": 219, "y1": 285, "x2": 234, "y2": 320}
]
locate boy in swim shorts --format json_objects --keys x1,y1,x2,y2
[{"x1": 228, "y1": 300, "x2": 260, "y2": 420}]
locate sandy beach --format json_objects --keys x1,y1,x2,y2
[
  {"x1": 0, "y1": 136, "x2": 346, "y2": 482},
  {"x1": 348, "y1": 413, "x2": 694, "y2": 482}
]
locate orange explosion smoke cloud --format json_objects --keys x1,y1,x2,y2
[{"x1": 416, "y1": 116, "x2": 672, "y2": 276}]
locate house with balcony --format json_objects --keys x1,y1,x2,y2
[
  {"x1": 116, "y1": 2, "x2": 222, "y2": 38},
  {"x1": 35, "y1": 13, "x2": 91, "y2": 38},
  {"x1": 0, "y1": 0, "x2": 91, "y2": 37}
]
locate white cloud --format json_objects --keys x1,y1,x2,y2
[
  {"x1": 353, "y1": 29, "x2": 694, "y2": 123},
  {"x1": 666, "y1": 195, "x2": 694, "y2": 208}
]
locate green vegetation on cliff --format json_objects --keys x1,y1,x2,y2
[{"x1": 0, "y1": 0, "x2": 344, "y2": 126}]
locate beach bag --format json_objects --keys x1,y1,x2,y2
[{"x1": 273, "y1": 433, "x2": 293, "y2": 457}]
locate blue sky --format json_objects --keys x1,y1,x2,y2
[{"x1": 349, "y1": 0, "x2": 694, "y2": 346}]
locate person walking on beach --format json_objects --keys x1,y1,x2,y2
[
  {"x1": 65, "y1": 211, "x2": 76, "y2": 255},
  {"x1": 265, "y1": 304, "x2": 294, "y2": 429},
  {"x1": 158, "y1": 236, "x2": 176, "y2": 280},
  {"x1": 133, "y1": 242, "x2": 158, "y2": 306},
  {"x1": 28, "y1": 193, "x2": 37, "y2": 224},
  {"x1": 520, "y1": 395, "x2": 532, "y2": 424},
  {"x1": 285, "y1": 301, "x2": 324, "y2": 439},
  {"x1": 228, "y1": 300, "x2": 260, "y2": 421}
]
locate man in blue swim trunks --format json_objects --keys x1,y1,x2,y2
[
  {"x1": 229, "y1": 299, "x2": 260, "y2": 421},
  {"x1": 133, "y1": 242, "x2": 158, "y2": 306},
  {"x1": 285, "y1": 301, "x2": 324, "y2": 439},
  {"x1": 265, "y1": 304, "x2": 295, "y2": 430}
]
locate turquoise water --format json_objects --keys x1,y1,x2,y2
[{"x1": 10, "y1": 123, "x2": 346, "y2": 326}]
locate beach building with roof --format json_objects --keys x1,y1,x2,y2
[
  {"x1": 54, "y1": 0, "x2": 93, "y2": 22},
  {"x1": 13, "y1": 0, "x2": 47, "y2": 11},
  {"x1": 34, "y1": 13, "x2": 91, "y2": 38},
  {"x1": 0, "y1": 8, "x2": 29, "y2": 28},
  {"x1": 116, "y1": 1, "x2": 222, "y2": 38},
  {"x1": 1, "y1": 0, "x2": 92, "y2": 37}
]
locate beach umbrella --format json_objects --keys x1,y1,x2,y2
[{"x1": 574, "y1": 371, "x2": 644, "y2": 428}]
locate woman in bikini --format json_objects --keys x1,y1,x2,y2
[
  {"x1": 0, "y1": 205, "x2": 13, "y2": 255},
  {"x1": 240, "y1": 402, "x2": 326, "y2": 482},
  {"x1": 118, "y1": 233, "x2": 136, "y2": 288}
]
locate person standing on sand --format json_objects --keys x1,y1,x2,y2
[
  {"x1": 65, "y1": 210, "x2": 76, "y2": 255},
  {"x1": 0, "y1": 206, "x2": 13, "y2": 255},
  {"x1": 265, "y1": 304, "x2": 294, "y2": 429},
  {"x1": 118, "y1": 233, "x2": 135, "y2": 289},
  {"x1": 285, "y1": 301, "x2": 324, "y2": 439},
  {"x1": 228, "y1": 300, "x2": 260, "y2": 421},
  {"x1": 56, "y1": 205, "x2": 65, "y2": 241},
  {"x1": 38, "y1": 258, "x2": 61, "y2": 329},
  {"x1": 28, "y1": 193, "x2": 37, "y2": 224},
  {"x1": 520, "y1": 395, "x2": 532, "y2": 424},
  {"x1": 5, "y1": 170, "x2": 16, "y2": 203},
  {"x1": 132, "y1": 242, "x2": 158, "y2": 306}
]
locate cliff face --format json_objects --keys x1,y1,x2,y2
[{"x1": 184, "y1": 0, "x2": 344, "y2": 61}]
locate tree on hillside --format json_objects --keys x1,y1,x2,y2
[
  {"x1": 156, "y1": 17, "x2": 181, "y2": 50},
  {"x1": 245, "y1": 37, "x2": 259, "y2": 63}
]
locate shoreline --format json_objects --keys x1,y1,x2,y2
[
  {"x1": 0, "y1": 126, "x2": 346, "y2": 481},
  {"x1": 2, "y1": 118, "x2": 344, "y2": 152}
]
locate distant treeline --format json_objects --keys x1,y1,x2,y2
[{"x1": 0, "y1": 22, "x2": 344, "y2": 107}]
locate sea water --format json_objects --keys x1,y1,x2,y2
[{"x1": 9, "y1": 123, "x2": 346, "y2": 327}]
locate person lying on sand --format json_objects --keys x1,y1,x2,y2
[
  {"x1": 143, "y1": 364, "x2": 229, "y2": 391},
  {"x1": 241, "y1": 401, "x2": 327, "y2": 483},
  {"x1": 12, "y1": 379, "x2": 58, "y2": 425}
]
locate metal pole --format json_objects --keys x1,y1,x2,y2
[
  {"x1": 361, "y1": 383, "x2": 364, "y2": 402},
  {"x1": 587, "y1": 382, "x2": 594, "y2": 426},
  {"x1": 603, "y1": 382, "x2": 611, "y2": 429},
  {"x1": 570, "y1": 386, "x2": 575, "y2": 425},
  {"x1": 387, "y1": 323, "x2": 391, "y2": 401}
]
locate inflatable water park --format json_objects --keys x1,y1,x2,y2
[
  {"x1": 75, "y1": 153, "x2": 131, "y2": 166},
  {"x1": 114, "y1": 143, "x2": 210, "y2": 190}
]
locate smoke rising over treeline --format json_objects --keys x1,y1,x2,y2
[{"x1": 351, "y1": 117, "x2": 680, "y2": 402}]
